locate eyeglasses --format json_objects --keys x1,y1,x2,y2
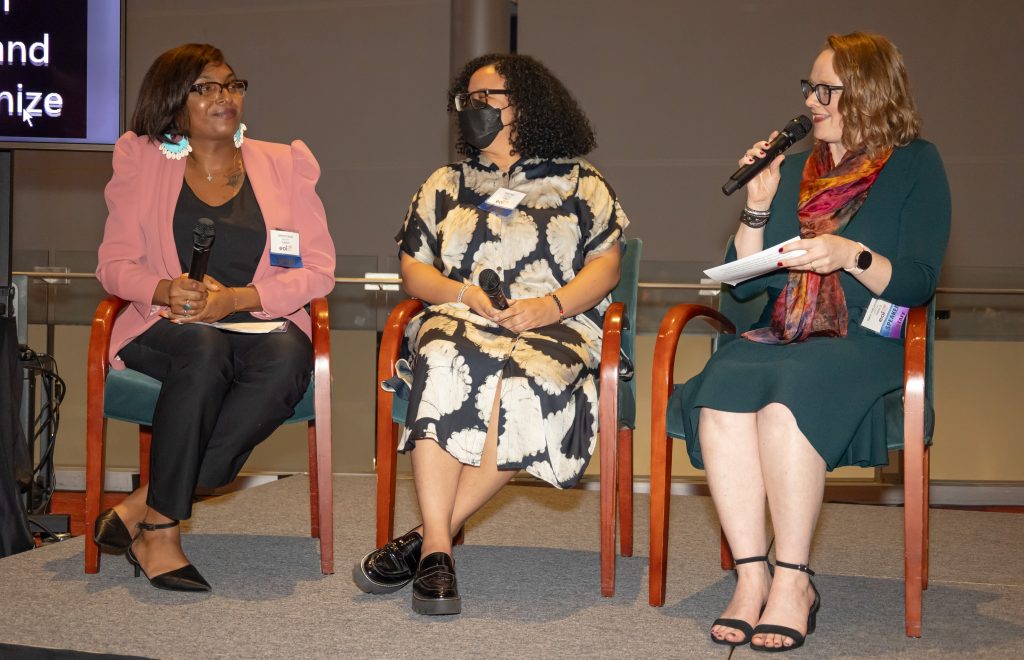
[
  {"x1": 454, "y1": 88, "x2": 509, "y2": 111},
  {"x1": 190, "y1": 80, "x2": 249, "y2": 98},
  {"x1": 801, "y1": 79, "x2": 843, "y2": 105}
]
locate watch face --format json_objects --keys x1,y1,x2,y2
[{"x1": 857, "y1": 250, "x2": 873, "y2": 270}]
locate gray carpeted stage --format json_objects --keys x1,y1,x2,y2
[{"x1": 1, "y1": 475, "x2": 1022, "y2": 658}]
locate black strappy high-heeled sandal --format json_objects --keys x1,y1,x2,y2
[
  {"x1": 125, "y1": 520, "x2": 211, "y2": 592},
  {"x1": 750, "y1": 560, "x2": 821, "y2": 653},
  {"x1": 94, "y1": 508, "x2": 135, "y2": 551},
  {"x1": 710, "y1": 555, "x2": 774, "y2": 647}
]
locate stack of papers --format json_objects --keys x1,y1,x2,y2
[
  {"x1": 195, "y1": 321, "x2": 289, "y2": 334},
  {"x1": 703, "y1": 237, "x2": 805, "y2": 286}
]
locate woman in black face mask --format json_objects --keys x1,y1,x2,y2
[{"x1": 352, "y1": 54, "x2": 630, "y2": 615}]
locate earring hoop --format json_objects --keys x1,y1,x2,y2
[{"x1": 158, "y1": 134, "x2": 191, "y2": 160}]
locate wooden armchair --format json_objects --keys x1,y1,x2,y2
[
  {"x1": 84, "y1": 296, "x2": 334, "y2": 575},
  {"x1": 648, "y1": 281, "x2": 934, "y2": 637},
  {"x1": 376, "y1": 238, "x2": 643, "y2": 596}
]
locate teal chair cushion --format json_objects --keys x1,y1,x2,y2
[
  {"x1": 391, "y1": 392, "x2": 408, "y2": 425},
  {"x1": 104, "y1": 367, "x2": 316, "y2": 426}
]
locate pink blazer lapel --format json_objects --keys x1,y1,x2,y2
[
  {"x1": 154, "y1": 152, "x2": 186, "y2": 278},
  {"x1": 241, "y1": 140, "x2": 289, "y2": 285}
]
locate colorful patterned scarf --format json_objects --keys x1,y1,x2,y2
[{"x1": 744, "y1": 141, "x2": 892, "y2": 344}]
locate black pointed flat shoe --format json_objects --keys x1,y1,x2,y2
[
  {"x1": 352, "y1": 529, "x2": 423, "y2": 594},
  {"x1": 750, "y1": 560, "x2": 821, "y2": 653},
  {"x1": 94, "y1": 508, "x2": 134, "y2": 551},
  {"x1": 125, "y1": 520, "x2": 211, "y2": 593},
  {"x1": 411, "y1": 552, "x2": 461, "y2": 615},
  {"x1": 710, "y1": 555, "x2": 773, "y2": 647}
]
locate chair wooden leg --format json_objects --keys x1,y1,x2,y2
[
  {"x1": 649, "y1": 433, "x2": 672, "y2": 606},
  {"x1": 307, "y1": 421, "x2": 320, "y2": 539},
  {"x1": 923, "y1": 445, "x2": 930, "y2": 591},
  {"x1": 599, "y1": 390, "x2": 619, "y2": 598},
  {"x1": 617, "y1": 427, "x2": 634, "y2": 557},
  {"x1": 313, "y1": 412, "x2": 334, "y2": 575},
  {"x1": 375, "y1": 415, "x2": 399, "y2": 548},
  {"x1": 139, "y1": 426, "x2": 152, "y2": 487},
  {"x1": 720, "y1": 528, "x2": 735, "y2": 570},
  {"x1": 903, "y1": 442, "x2": 925, "y2": 638},
  {"x1": 84, "y1": 417, "x2": 106, "y2": 574}
]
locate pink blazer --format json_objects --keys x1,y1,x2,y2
[{"x1": 96, "y1": 132, "x2": 336, "y2": 369}]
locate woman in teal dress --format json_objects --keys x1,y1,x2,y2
[{"x1": 681, "y1": 32, "x2": 951, "y2": 651}]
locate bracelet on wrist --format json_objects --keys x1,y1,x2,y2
[
  {"x1": 740, "y1": 206, "x2": 771, "y2": 228},
  {"x1": 456, "y1": 282, "x2": 472, "y2": 304},
  {"x1": 548, "y1": 292, "x2": 565, "y2": 320}
]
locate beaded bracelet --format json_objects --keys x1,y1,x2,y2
[
  {"x1": 548, "y1": 292, "x2": 565, "y2": 319},
  {"x1": 456, "y1": 282, "x2": 471, "y2": 304},
  {"x1": 739, "y1": 206, "x2": 771, "y2": 228}
]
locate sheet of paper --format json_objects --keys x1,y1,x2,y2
[
  {"x1": 703, "y1": 237, "x2": 805, "y2": 286},
  {"x1": 195, "y1": 321, "x2": 289, "y2": 334}
]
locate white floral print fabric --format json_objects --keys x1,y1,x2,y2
[{"x1": 394, "y1": 155, "x2": 629, "y2": 488}]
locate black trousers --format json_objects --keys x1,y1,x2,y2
[{"x1": 118, "y1": 320, "x2": 312, "y2": 520}]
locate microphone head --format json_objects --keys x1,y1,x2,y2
[
  {"x1": 785, "y1": 115, "x2": 813, "y2": 141},
  {"x1": 478, "y1": 268, "x2": 500, "y2": 293},
  {"x1": 193, "y1": 217, "x2": 215, "y2": 249}
]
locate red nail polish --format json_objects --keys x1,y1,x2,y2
[
  {"x1": 778, "y1": 247, "x2": 783, "y2": 253},
  {"x1": 777, "y1": 261, "x2": 783, "y2": 267}
]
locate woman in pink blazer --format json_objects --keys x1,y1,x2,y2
[{"x1": 93, "y1": 44, "x2": 335, "y2": 592}]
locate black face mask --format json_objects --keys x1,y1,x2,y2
[{"x1": 458, "y1": 106, "x2": 504, "y2": 150}]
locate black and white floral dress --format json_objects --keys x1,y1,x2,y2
[{"x1": 395, "y1": 155, "x2": 629, "y2": 488}]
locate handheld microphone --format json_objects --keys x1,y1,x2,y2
[
  {"x1": 478, "y1": 269, "x2": 509, "y2": 310},
  {"x1": 722, "y1": 115, "x2": 812, "y2": 196},
  {"x1": 187, "y1": 217, "x2": 216, "y2": 281}
]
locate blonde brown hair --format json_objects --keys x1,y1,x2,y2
[{"x1": 826, "y1": 32, "x2": 921, "y2": 156}]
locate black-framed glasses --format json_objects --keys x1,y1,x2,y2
[
  {"x1": 190, "y1": 80, "x2": 249, "y2": 98},
  {"x1": 454, "y1": 88, "x2": 509, "y2": 111},
  {"x1": 801, "y1": 79, "x2": 843, "y2": 105}
]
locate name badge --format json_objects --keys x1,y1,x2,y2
[
  {"x1": 479, "y1": 187, "x2": 526, "y2": 217},
  {"x1": 269, "y1": 229, "x2": 303, "y2": 268},
  {"x1": 861, "y1": 297, "x2": 909, "y2": 339}
]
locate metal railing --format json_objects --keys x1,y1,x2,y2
[{"x1": 12, "y1": 271, "x2": 1024, "y2": 295}]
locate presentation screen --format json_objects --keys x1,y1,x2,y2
[{"x1": 0, "y1": 0, "x2": 122, "y2": 150}]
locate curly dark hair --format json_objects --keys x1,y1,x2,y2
[
  {"x1": 448, "y1": 53, "x2": 597, "y2": 159},
  {"x1": 131, "y1": 43, "x2": 230, "y2": 143}
]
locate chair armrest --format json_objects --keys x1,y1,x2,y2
[
  {"x1": 651, "y1": 303, "x2": 735, "y2": 397},
  {"x1": 902, "y1": 305, "x2": 928, "y2": 447},
  {"x1": 88, "y1": 296, "x2": 127, "y2": 382},
  {"x1": 309, "y1": 297, "x2": 330, "y2": 370},
  {"x1": 377, "y1": 298, "x2": 425, "y2": 384},
  {"x1": 87, "y1": 296, "x2": 127, "y2": 443},
  {"x1": 309, "y1": 298, "x2": 331, "y2": 412},
  {"x1": 599, "y1": 302, "x2": 626, "y2": 419}
]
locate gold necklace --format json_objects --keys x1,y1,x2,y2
[{"x1": 190, "y1": 150, "x2": 241, "y2": 183}]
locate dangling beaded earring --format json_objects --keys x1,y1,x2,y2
[
  {"x1": 234, "y1": 123, "x2": 247, "y2": 148},
  {"x1": 158, "y1": 133, "x2": 191, "y2": 160}
]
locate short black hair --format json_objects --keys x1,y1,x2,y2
[
  {"x1": 131, "y1": 43, "x2": 229, "y2": 143},
  {"x1": 449, "y1": 53, "x2": 597, "y2": 159}
]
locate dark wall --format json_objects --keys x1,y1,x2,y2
[
  {"x1": 12, "y1": 0, "x2": 1024, "y2": 291},
  {"x1": 518, "y1": 0, "x2": 1023, "y2": 277},
  {"x1": 13, "y1": 0, "x2": 451, "y2": 272}
]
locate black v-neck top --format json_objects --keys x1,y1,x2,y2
[{"x1": 173, "y1": 176, "x2": 266, "y2": 322}]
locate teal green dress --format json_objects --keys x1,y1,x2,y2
[{"x1": 678, "y1": 139, "x2": 951, "y2": 470}]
